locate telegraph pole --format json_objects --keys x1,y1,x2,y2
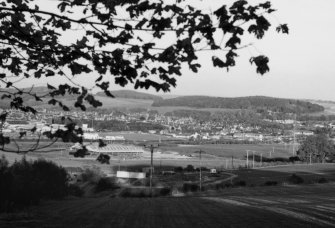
[
  {"x1": 231, "y1": 155, "x2": 234, "y2": 169},
  {"x1": 252, "y1": 151, "x2": 255, "y2": 169},
  {"x1": 246, "y1": 150, "x2": 249, "y2": 168},
  {"x1": 144, "y1": 144, "x2": 159, "y2": 197},
  {"x1": 195, "y1": 149, "x2": 204, "y2": 191}
]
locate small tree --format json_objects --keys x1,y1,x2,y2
[
  {"x1": 297, "y1": 134, "x2": 335, "y2": 163},
  {"x1": 96, "y1": 153, "x2": 110, "y2": 164}
]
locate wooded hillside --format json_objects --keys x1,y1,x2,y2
[{"x1": 152, "y1": 96, "x2": 324, "y2": 113}]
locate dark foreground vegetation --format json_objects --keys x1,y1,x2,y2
[
  {"x1": 0, "y1": 156, "x2": 68, "y2": 212},
  {"x1": 0, "y1": 156, "x2": 121, "y2": 213}
]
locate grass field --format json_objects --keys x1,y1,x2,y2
[
  {"x1": 160, "y1": 143, "x2": 296, "y2": 159},
  {"x1": 2, "y1": 183, "x2": 335, "y2": 228},
  {"x1": 233, "y1": 164, "x2": 335, "y2": 186}
]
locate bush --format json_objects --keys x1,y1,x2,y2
[
  {"x1": 215, "y1": 182, "x2": 225, "y2": 190},
  {"x1": 159, "y1": 187, "x2": 171, "y2": 196},
  {"x1": 81, "y1": 167, "x2": 103, "y2": 184},
  {"x1": 264, "y1": 181, "x2": 278, "y2": 186},
  {"x1": 233, "y1": 180, "x2": 246, "y2": 187},
  {"x1": 224, "y1": 183, "x2": 233, "y2": 188},
  {"x1": 184, "y1": 165, "x2": 195, "y2": 172},
  {"x1": 287, "y1": 174, "x2": 304, "y2": 184},
  {"x1": 173, "y1": 166, "x2": 183, "y2": 173},
  {"x1": 317, "y1": 177, "x2": 329, "y2": 184},
  {"x1": 67, "y1": 184, "x2": 84, "y2": 197},
  {"x1": 95, "y1": 177, "x2": 118, "y2": 192},
  {"x1": 119, "y1": 187, "x2": 171, "y2": 198},
  {"x1": 182, "y1": 183, "x2": 199, "y2": 192},
  {"x1": 0, "y1": 157, "x2": 68, "y2": 212},
  {"x1": 289, "y1": 156, "x2": 300, "y2": 163}
]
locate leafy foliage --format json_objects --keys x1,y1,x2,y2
[
  {"x1": 0, "y1": 0, "x2": 287, "y2": 154},
  {"x1": 297, "y1": 134, "x2": 335, "y2": 163},
  {"x1": 96, "y1": 153, "x2": 110, "y2": 164},
  {"x1": 0, "y1": 157, "x2": 68, "y2": 212},
  {"x1": 0, "y1": 0, "x2": 287, "y2": 110}
]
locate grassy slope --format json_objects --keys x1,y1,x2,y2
[
  {"x1": 2, "y1": 164, "x2": 335, "y2": 227},
  {"x1": 3, "y1": 183, "x2": 335, "y2": 228}
]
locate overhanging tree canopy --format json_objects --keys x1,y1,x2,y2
[{"x1": 0, "y1": 0, "x2": 288, "y2": 152}]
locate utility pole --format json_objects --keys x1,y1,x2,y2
[
  {"x1": 195, "y1": 149, "x2": 204, "y2": 191},
  {"x1": 144, "y1": 144, "x2": 159, "y2": 197},
  {"x1": 246, "y1": 150, "x2": 249, "y2": 168},
  {"x1": 292, "y1": 114, "x2": 296, "y2": 156},
  {"x1": 309, "y1": 153, "x2": 312, "y2": 165},
  {"x1": 231, "y1": 155, "x2": 234, "y2": 170},
  {"x1": 252, "y1": 151, "x2": 255, "y2": 169},
  {"x1": 273, "y1": 147, "x2": 274, "y2": 157},
  {"x1": 260, "y1": 153, "x2": 263, "y2": 167}
]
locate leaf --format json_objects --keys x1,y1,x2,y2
[
  {"x1": 46, "y1": 70, "x2": 55, "y2": 77},
  {"x1": 76, "y1": 37, "x2": 88, "y2": 48},
  {"x1": 250, "y1": 55, "x2": 270, "y2": 75},
  {"x1": 135, "y1": 18, "x2": 148, "y2": 29},
  {"x1": 19, "y1": 131, "x2": 27, "y2": 138},
  {"x1": 31, "y1": 127, "x2": 37, "y2": 133},
  {"x1": 193, "y1": 38, "x2": 201, "y2": 44},
  {"x1": 212, "y1": 56, "x2": 226, "y2": 68},
  {"x1": 47, "y1": 84, "x2": 56, "y2": 90},
  {"x1": 48, "y1": 99, "x2": 57, "y2": 105},
  {"x1": 276, "y1": 24, "x2": 289, "y2": 34},
  {"x1": 0, "y1": 112, "x2": 8, "y2": 122},
  {"x1": 95, "y1": 75, "x2": 103, "y2": 82},
  {"x1": 104, "y1": 90, "x2": 115, "y2": 98},
  {"x1": 98, "y1": 139, "x2": 106, "y2": 147}
]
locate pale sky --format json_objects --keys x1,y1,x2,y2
[{"x1": 13, "y1": 0, "x2": 335, "y2": 101}]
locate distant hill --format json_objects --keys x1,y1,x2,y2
[
  {"x1": 96, "y1": 90, "x2": 163, "y2": 101},
  {"x1": 152, "y1": 96, "x2": 325, "y2": 113}
]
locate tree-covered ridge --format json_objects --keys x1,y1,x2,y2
[
  {"x1": 96, "y1": 90, "x2": 162, "y2": 101},
  {"x1": 152, "y1": 96, "x2": 324, "y2": 113}
]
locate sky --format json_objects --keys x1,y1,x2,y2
[{"x1": 12, "y1": 0, "x2": 335, "y2": 101}]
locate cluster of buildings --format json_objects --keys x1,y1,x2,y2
[{"x1": 0, "y1": 108, "x2": 332, "y2": 144}]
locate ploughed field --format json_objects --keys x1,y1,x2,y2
[{"x1": 2, "y1": 184, "x2": 335, "y2": 228}]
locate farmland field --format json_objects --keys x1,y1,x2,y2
[
  {"x1": 160, "y1": 143, "x2": 297, "y2": 159},
  {"x1": 233, "y1": 163, "x2": 335, "y2": 186},
  {"x1": 2, "y1": 183, "x2": 335, "y2": 228}
]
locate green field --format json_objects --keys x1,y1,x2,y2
[
  {"x1": 1, "y1": 161, "x2": 335, "y2": 228},
  {"x1": 2, "y1": 183, "x2": 335, "y2": 228},
  {"x1": 233, "y1": 164, "x2": 335, "y2": 186},
  {"x1": 160, "y1": 143, "x2": 296, "y2": 159}
]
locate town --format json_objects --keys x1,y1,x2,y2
[{"x1": 1, "y1": 106, "x2": 334, "y2": 144}]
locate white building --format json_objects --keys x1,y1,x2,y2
[{"x1": 83, "y1": 133, "x2": 100, "y2": 140}]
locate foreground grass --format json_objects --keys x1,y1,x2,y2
[{"x1": 1, "y1": 184, "x2": 335, "y2": 228}]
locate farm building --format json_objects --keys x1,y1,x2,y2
[{"x1": 86, "y1": 143, "x2": 145, "y2": 158}]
